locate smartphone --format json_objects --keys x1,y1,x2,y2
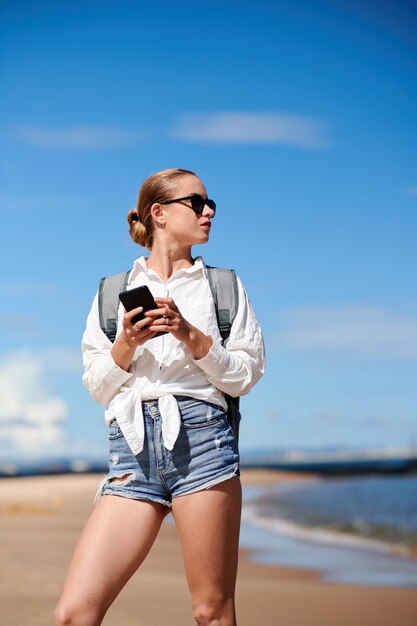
[{"x1": 119, "y1": 285, "x2": 167, "y2": 336}]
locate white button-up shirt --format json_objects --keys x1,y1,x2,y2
[{"x1": 82, "y1": 256, "x2": 265, "y2": 455}]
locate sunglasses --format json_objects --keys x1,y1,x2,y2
[{"x1": 160, "y1": 194, "x2": 216, "y2": 216}]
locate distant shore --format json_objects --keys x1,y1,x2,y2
[
  {"x1": 1, "y1": 470, "x2": 417, "y2": 626},
  {"x1": 2, "y1": 447, "x2": 417, "y2": 478},
  {"x1": 0, "y1": 448, "x2": 417, "y2": 479}
]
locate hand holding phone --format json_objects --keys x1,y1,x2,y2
[{"x1": 119, "y1": 286, "x2": 167, "y2": 336}]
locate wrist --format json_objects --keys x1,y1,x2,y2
[
  {"x1": 111, "y1": 331, "x2": 137, "y2": 371},
  {"x1": 184, "y1": 323, "x2": 212, "y2": 360},
  {"x1": 117, "y1": 329, "x2": 137, "y2": 350}
]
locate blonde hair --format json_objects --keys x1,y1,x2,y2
[{"x1": 127, "y1": 168, "x2": 197, "y2": 249}]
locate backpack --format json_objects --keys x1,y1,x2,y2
[{"x1": 97, "y1": 266, "x2": 242, "y2": 443}]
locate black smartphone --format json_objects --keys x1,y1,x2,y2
[{"x1": 119, "y1": 285, "x2": 167, "y2": 336}]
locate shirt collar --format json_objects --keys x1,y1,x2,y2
[{"x1": 130, "y1": 255, "x2": 206, "y2": 284}]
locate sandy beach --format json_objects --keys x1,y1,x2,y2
[{"x1": 1, "y1": 470, "x2": 417, "y2": 626}]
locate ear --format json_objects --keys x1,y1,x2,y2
[{"x1": 150, "y1": 202, "x2": 166, "y2": 226}]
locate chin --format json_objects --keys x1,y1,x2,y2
[{"x1": 189, "y1": 235, "x2": 209, "y2": 246}]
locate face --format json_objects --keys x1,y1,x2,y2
[{"x1": 159, "y1": 174, "x2": 215, "y2": 247}]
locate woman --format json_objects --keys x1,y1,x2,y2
[{"x1": 55, "y1": 168, "x2": 265, "y2": 626}]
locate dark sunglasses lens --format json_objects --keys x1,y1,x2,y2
[
  {"x1": 190, "y1": 195, "x2": 216, "y2": 215},
  {"x1": 190, "y1": 195, "x2": 205, "y2": 214}
]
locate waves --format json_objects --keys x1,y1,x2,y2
[
  {"x1": 240, "y1": 476, "x2": 417, "y2": 587},
  {"x1": 242, "y1": 498, "x2": 413, "y2": 559}
]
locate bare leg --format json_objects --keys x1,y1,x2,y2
[
  {"x1": 55, "y1": 495, "x2": 169, "y2": 626},
  {"x1": 172, "y1": 477, "x2": 242, "y2": 626}
]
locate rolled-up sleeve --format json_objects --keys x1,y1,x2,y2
[
  {"x1": 82, "y1": 293, "x2": 134, "y2": 405},
  {"x1": 193, "y1": 276, "x2": 265, "y2": 397}
]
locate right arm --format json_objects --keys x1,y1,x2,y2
[
  {"x1": 110, "y1": 305, "x2": 158, "y2": 370},
  {"x1": 82, "y1": 293, "x2": 157, "y2": 405}
]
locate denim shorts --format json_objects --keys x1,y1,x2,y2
[{"x1": 95, "y1": 396, "x2": 240, "y2": 508}]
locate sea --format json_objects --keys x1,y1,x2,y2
[{"x1": 240, "y1": 474, "x2": 417, "y2": 587}]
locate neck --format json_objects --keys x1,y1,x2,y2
[{"x1": 146, "y1": 240, "x2": 194, "y2": 282}]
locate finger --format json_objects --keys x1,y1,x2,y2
[
  {"x1": 148, "y1": 324, "x2": 170, "y2": 334},
  {"x1": 149, "y1": 315, "x2": 170, "y2": 327},
  {"x1": 154, "y1": 298, "x2": 178, "y2": 314},
  {"x1": 145, "y1": 308, "x2": 169, "y2": 319},
  {"x1": 154, "y1": 297, "x2": 174, "y2": 305},
  {"x1": 139, "y1": 328, "x2": 158, "y2": 338},
  {"x1": 125, "y1": 306, "x2": 143, "y2": 321},
  {"x1": 132, "y1": 328, "x2": 158, "y2": 342},
  {"x1": 132, "y1": 315, "x2": 153, "y2": 331},
  {"x1": 149, "y1": 315, "x2": 174, "y2": 330}
]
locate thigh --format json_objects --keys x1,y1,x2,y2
[
  {"x1": 58, "y1": 495, "x2": 169, "y2": 618},
  {"x1": 171, "y1": 477, "x2": 242, "y2": 601}
]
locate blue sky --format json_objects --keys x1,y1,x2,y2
[{"x1": 1, "y1": 0, "x2": 416, "y2": 461}]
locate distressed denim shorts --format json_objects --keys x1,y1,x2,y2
[{"x1": 95, "y1": 396, "x2": 240, "y2": 508}]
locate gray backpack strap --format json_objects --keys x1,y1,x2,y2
[
  {"x1": 206, "y1": 266, "x2": 241, "y2": 444},
  {"x1": 206, "y1": 267, "x2": 238, "y2": 346},
  {"x1": 98, "y1": 271, "x2": 131, "y2": 343}
]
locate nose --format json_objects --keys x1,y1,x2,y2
[{"x1": 203, "y1": 202, "x2": 215, "y2": 218}]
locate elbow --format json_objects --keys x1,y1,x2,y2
[
  {"x1": 91, "y1": 391, "x2": 112, "y2": 406},
  {"x1": 210, "y1": 364, "x2": 264, "y2": 398},
  {"x1": 83, "y1": 377, "x2": 115, "y2": 406},
  {"x1": 237, "y1": 363, "x2": 265, "y2": 396},
  {"x1": 236, "y1": 378, "x2": 259, "y2": 397}
]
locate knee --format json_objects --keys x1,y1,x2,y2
[
  {"x1": 54, "y1": 600, "x2": 74, "y2": 626},
  {"x1": 54, "y1": 599, "x2": 82, "y2": 626},
  {"x1": 193, "y1": 602, "x2": 219, "y2": 626},
  {"x1": 54, "y1": 598, "x2": 101, "y2": 626},
  {"x1": 54, "y1": 598, "x2": 71, "y2": 626},
  {"x1": 193, "y1": 598, "x2": 235, "y2": 626}
]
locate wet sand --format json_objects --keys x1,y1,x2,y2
[{"x1": 1, "y1": 470, "x2": 417, "y2": 625}]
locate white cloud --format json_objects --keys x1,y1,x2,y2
[
  {"x1": 0, "y1": 349, "x2": 69, "y2": 454},
  {"x1": 10, "y1": 125, "x2": 142, "y2": 149},
  {"x1": 41, "y1": 348, "x2": 82, "y2": 373},
  {"x1": 274, "y1": 306, "x2": 417, "y2": 359},
  {"x1": 404, "y1": 185, "x2": 417, "y2": 197},
  {"x1": 172, "y1": 112, "x2": 328, "y2": 147}
]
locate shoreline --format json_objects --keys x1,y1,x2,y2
[
  {"x1": 242, "y1": 477, "x2": 417, "y2": 557},
  {"x1": 1, "y1": 470, "x2": 417, "y2": 625},
  {"x1": 240, "y1": 470, "x2": 417, "y2": 587}
]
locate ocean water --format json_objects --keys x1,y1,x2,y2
[{"x1": 240, "y1": 474, "x2": 417, "y2": 587}]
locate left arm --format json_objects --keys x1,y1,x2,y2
[
  {"x1": 149, "y1": 276, "x2": 265, "y2": 397},
  {"x1": 191, "y1": 276, "x2": 265, "y2": 397}
]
